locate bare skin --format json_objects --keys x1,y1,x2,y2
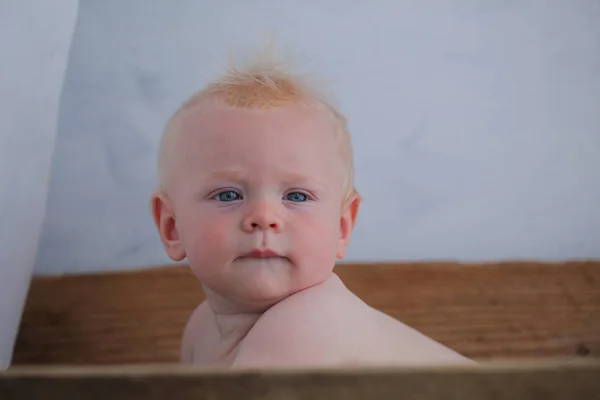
[{"x1": 182, "y1": 273, "x2": 472, "y2": 367}]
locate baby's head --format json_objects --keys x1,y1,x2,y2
[{"x1": 151, "y1": 48, "x2": 360, "y2": 312}]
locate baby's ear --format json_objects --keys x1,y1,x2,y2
[
  {"x1": 150, "y1": 191, "x2": 186, "y2": 261},
  {"x1": 336, "y1": 192, "x2": 361, "y2": 259}
]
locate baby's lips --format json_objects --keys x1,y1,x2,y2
[{"x1": 239, "y1": 248, "x2": 282, "y2": 258}]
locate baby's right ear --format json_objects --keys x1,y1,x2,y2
[{"x1": 150, "y1": 191, "x2": 186, "y2": 261}]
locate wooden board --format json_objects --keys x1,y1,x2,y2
[
  {"x1": 12, "y1": 261, "x2": 600, "y2": 365},
  {"x1": 2, "y1": 361, "x2": 600, "y2": 399}
]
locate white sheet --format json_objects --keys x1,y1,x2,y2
[{"x1": 0, "y1": 0, "x2": 79, "y2": 369}]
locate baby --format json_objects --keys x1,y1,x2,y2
[{"x1": 150, "y1": 47, "x2": 473, "y2": 368}]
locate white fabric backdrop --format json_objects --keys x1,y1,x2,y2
[
  {"x1": 35, "y1": 0, "x2": 600, "y2": 275},
  {"x1": 0, "y1": 0, "x2": 79, "y2": 368}
]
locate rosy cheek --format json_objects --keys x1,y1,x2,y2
[
  {"x1": 178, "y1": 205, "x2": 231, "y2": 256},
  {"x1": 293, "y1": 214, "x2": 337, "y2": 259},
  {"x1": 196, "y1": 213, "x2": 232, "y2": 251},
  {"x1": 182, "y1": 210, "x2": 234, "y2": 280}
]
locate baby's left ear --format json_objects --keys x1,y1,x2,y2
[{"x1": 336, "y1": 193, "x2": 361, "y2": 259}]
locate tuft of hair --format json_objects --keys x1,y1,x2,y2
[{"x1": 156, "y1": 40, "x2": 357, "y2": 206}]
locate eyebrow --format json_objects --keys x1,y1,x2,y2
[
  {"x1": 200, "y1": 168, "x2": 330, "y2": 190},
  {"x1": 201, "y1": 168, "x2": 247, "y2": 182}
]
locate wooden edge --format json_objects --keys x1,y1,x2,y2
[
  {"x1": 29, "y1": 259, "x2": 600, "y2": 280},
  {"x1": 2, "y1": 360, "x2": 600, "y2": 400},
  {"x1": 4, "y1": 358, "x2": 600, "y2": 376}
]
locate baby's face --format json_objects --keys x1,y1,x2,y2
[{"x1": 162, "y1": 102, "x2": 356, "y2": 311}]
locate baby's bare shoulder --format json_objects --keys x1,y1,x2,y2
[
  {"x1": 233, "y1": 274, "x2": 474, "y2": 367},
  {"x1": 233, "y1": 274, "x2": 366, "y2": 367},
  {"x1": 256, "y1": 273, "x2": 363, "y2": 331}
]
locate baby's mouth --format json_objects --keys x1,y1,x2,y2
[
  {"x1": 236, "y1": 249, "x2": 290, "y2": 263},
  {"x1": 239, "y1": 249, "x2": 282, "y2": 258}
]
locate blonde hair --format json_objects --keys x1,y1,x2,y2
[{"x1": 156, "y1": 43, "x2": 357, "y2": 205}]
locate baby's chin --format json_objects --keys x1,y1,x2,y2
[
  {"x1": 204, "y1": 264, "x2": 319, "y2": 312},
  {"x1": 192, "y1": 257, "x2": 334, "y2": 312},
  {"x1": 231, "y1": 267, "x2": 302, "y2": 306}
]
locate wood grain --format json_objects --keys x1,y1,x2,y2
[
  {"x1": 12, "y1": 261, "x2": 600, "y2": 365},
  {"x1": 3, "y1": 361, "x2": 600, "y2": 399}
]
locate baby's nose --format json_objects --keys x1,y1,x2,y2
[{"x1": 242, "y1": 202, "x2": 283, "y2": 232}]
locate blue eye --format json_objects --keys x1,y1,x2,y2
[
  {"x1": 215, "y1": 190, "x2": 242, "y2": 202},
  {"x1": 285, "y1": 192, "x2": 308, "y2": 202}
]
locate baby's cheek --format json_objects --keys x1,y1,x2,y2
[
  {"x1": 305, "y1": 209, "x2": 339, "y2": 244},
  {"x1": 197, "y1": 217, "x2": 232, "y2": 254},
  {"x1": 294, "y1": 215, "x2": 338, "y2": 269},
  {"x1": 184, "y1": 215, "x2": 233, "y2": 269}
]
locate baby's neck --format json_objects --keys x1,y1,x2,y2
[
  {"x1": 212, "y1": 311, "x2": 261, "y2": 354},
  {"x1": 202, "y1": 287, "x2": 271, "y2": 356}
]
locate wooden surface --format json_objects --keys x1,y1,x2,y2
[
  {"x1": 3, "y1": 361, "x2": 600, "y2": 399},
  {"x1": 12, "y1": 261, "x2": 600, "y2": 365}
]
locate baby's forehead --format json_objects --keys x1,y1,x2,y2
[
  {"x1": 162, "y1": 96, "x2": 348, "y2": 187},
  {"x1": 173, "y1": 100, "x2": 337, "y2": 147}
]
